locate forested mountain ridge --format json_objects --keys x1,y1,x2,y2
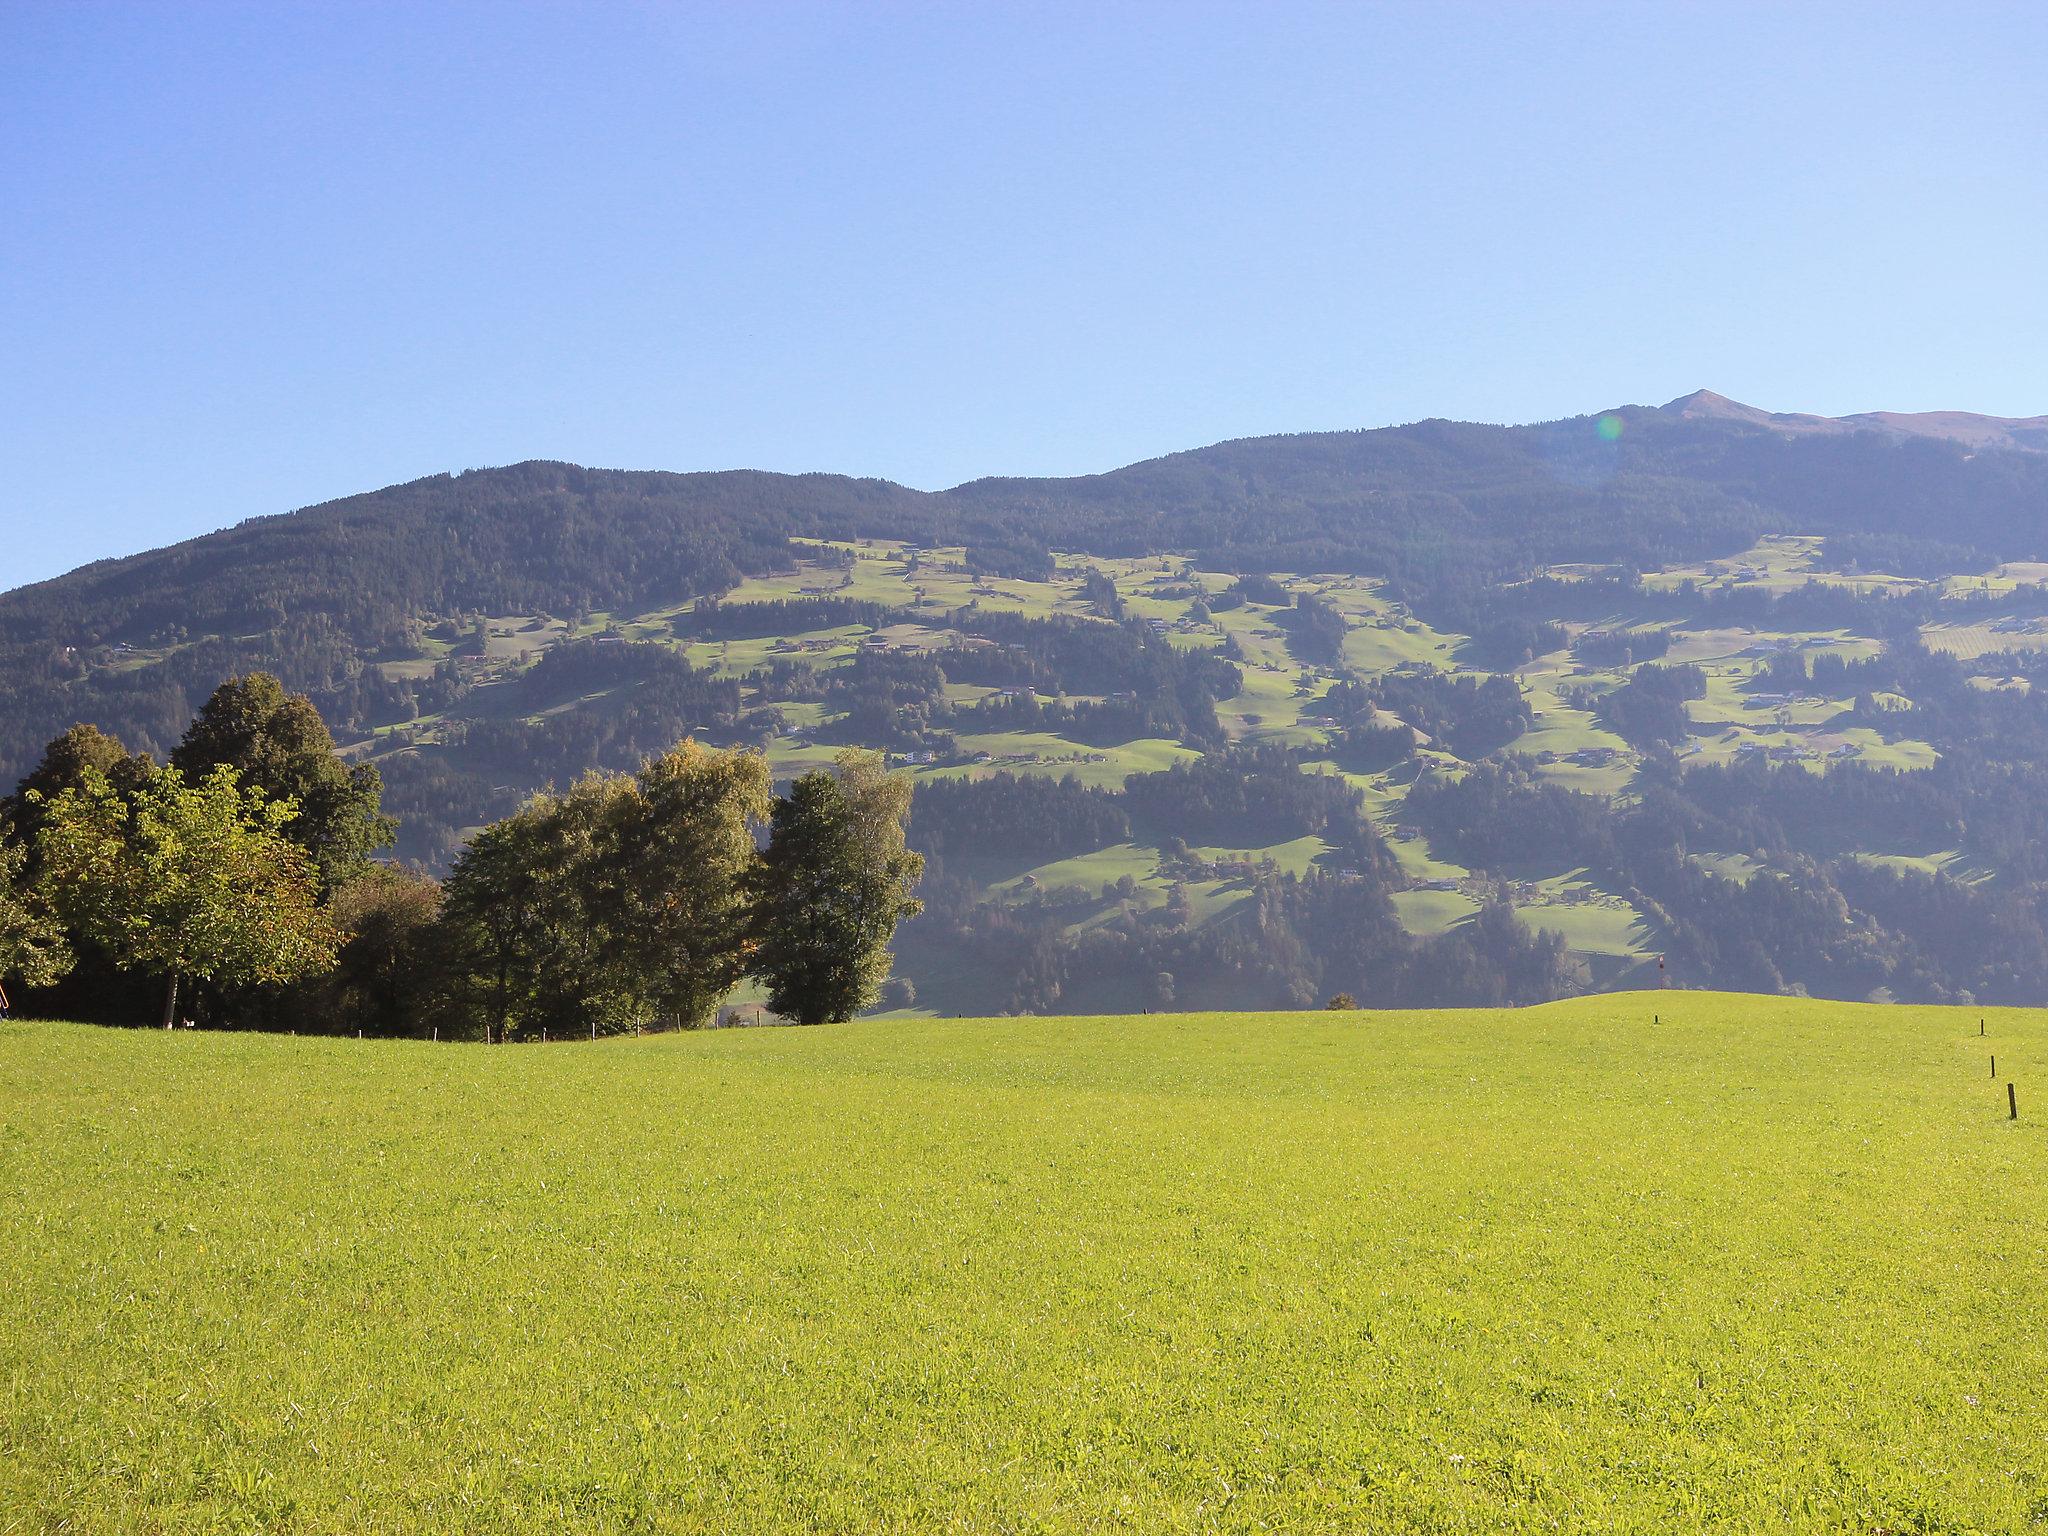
[{"x1": 9, "y1": 393, "x2": 2048, "y2": 1016}]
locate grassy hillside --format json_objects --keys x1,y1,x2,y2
[
  {"x1": 4, "y1": 996, "x2": 2043, "y2": 1531},
  {"x1": 348, "y1": 538, "x2": 1961, "y2": 993},
  {"x1": 15, "y1": 414, "x2": 2048, "y2": 1012}
]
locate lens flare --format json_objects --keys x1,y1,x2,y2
[{"x1": 1596, "y1": 414, "x2": 1624, "y2": 442}]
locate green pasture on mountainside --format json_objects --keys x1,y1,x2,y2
[{"x1": 4, "y1": 996, "x2": 2045, "y2": 1532}]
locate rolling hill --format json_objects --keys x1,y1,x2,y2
[{"x1": 7, "y1": 394, "x2": 2048, "y2": 1014}]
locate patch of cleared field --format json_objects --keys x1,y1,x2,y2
[
  {"x1": 1967, "y1": 674, "x2": 2032, "y2": 694},
  {"x1": 1512, "y1": 683, "x2": 1629, "y2": 759},
  {"x1": 768, "y1": 700, "x2": 830, "y2": 729},
  {"x1": 706, "y1": 567, "x2": 823, "y2": 605},
  {"x1": 1186, "y1": 835, "x2": 1329, "y2": 878},
  {"x1": 1530, "y1": 758, "x2": 1637, "y2": 795},
  {"x1": 1840, "y1": 731, "x2": 1939, "y2": 771},
  {"x1": 1210, "y1": 605, "x2": 1295, "y2": 671},
  {"x1": 938, "y1": 733, "x2": 1200, "y2": 789},
  {"x1": 482, "y1": 614, "x2": 569, "y2": 658},
  {"x1": 1338, "y1": 606, "x2": 1466, "y2": 672},
  {"x1": 994, "y1": 843, "x2": 1163, "y2": 902},
  {"x1": 1644, "y1": 534, "x2": 1818, "y2": 591},
  {"x1": 1390, "y1": 887, "x2": 1479, "y2": 935},
  {"x1": 1639, "y1": 535, "x2": 1913, "y2": 598},
  {"x1": 682, "y1": 625, "x2": 865, "y2": 677},
  {"x1": 371, "y1": 656, "x2": 443, "y2": 681},
  {"x1": 1514, "y1": 888, "x2": 1651, "y2": 958},
  {"x1": 1853, "y1": 849, "x2": 1994, "y2": 883},
  {"x1": 1922, "y1": 619, "x2": 2048, "y2": 659},
  {"x1": 1663, "y1": 627, "x2": 1798, "y2": 666},
  {"x1": 1689, "y1": 851, "x2": 1762, "y2": 883},
  {"x1": 1383, "y1": 827, "x2": 1471, "y2": 884},
  {"x1": 1180, "y1": 877, "x2": 1253, "y2": 926},
  {"x1": 762, "y1": 741, "x2": 850, "y2": 778}
]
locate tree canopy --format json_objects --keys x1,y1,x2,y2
[{"x1": 33, "y1": 764, "x2": 342, "y2": 1026}]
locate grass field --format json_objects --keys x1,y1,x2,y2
[{"x1": 5, "y1": 997, "x2": 2046, "y2": 1533}]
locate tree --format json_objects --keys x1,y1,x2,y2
[
  {"x1": 591, "y1": 741, "x2": 770, "y2": 1028},
  {"x1": 435, "y1": 774, "x2": 638, "y2": 1041},
  {"x1": 749, "y1": 749, "x2": 924, "y2": 1025},
  {"x1": 33, "y1": 765, "x2": 342, "y2": 1027},
  {"x1": 315, "y1": 865, "x2": 444, "y2": 1037},
  {"x1": 4, "y1": 724, "x2": 154, "y2": 859},
  {"x1": 0, "y1": 834, "x2": 72, "y2": 991},
  {"x1": 173, "y1": 674, "x2": 394, "y2": 888}
]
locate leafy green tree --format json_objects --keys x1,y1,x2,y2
[
  {"x1": 0, "y1": 834, "x2": 73, "y2": 991},
  {"x1": 4, "y1": 724, "x2": 154, "y2": 859},
  {"x1": 593, "y1": 741, "x2": 770, "y2": 1028},
  {"x1": 749, "y1": 750, "x2": 923, "y2": 1025},
  {"x1": 33, "y1": 765, "x2": 342, "y2": 1027},
  {"x1": 314, "y1": 865, "x2": 445, "y2": 1037},
  {"x1": 173, "y1": 673, "x2": 395, "y2": 888},
  {"x1": 436, "y1": 774, "x2": 638, "y2": 1040}
]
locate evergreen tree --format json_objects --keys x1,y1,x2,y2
[
  {"x1": 32, "y1": 764, "x2": 341, "y2": 1026},
  {"x1": 749, "y1": 750, "x2": 923, "y2": 1024}
]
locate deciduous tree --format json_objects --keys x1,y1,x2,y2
[
  {"x1": 0, "y1": 834, "x2": 72, "y2": 991},
  {"x1": 33, "y1": 765, "x2": 341, "y2": 1027},
  {"x1": 173, "y1": 673, "x2": 394, "y2": 888},
  {"x1": 592, "y1": 741, "x2": 770, "y2": 1028},
  {"x1": 436, "y1": 774, "x2": 637, "y2": 1040},
  {"x1": 749, "y1": 750, "x2": 923, "y2": 1025}
]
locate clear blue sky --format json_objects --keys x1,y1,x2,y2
[{"x1": 4, "y1": 1, "x2": 2044, "y2": 587}]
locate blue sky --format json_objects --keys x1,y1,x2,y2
[{"x1": 4, "y1": 1, "x2": 2044, "y2": 586}]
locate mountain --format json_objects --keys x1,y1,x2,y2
[
  {"x1": 10, "y1": 395, "x2": 2048, "y2": 1015},
  {"x1": 1660, "y1": 388, "x2": 2048, "y2": 454}
]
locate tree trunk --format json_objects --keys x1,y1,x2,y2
[{"x1": 161, "y1": 972, "x2": 179, "y2": 1029}]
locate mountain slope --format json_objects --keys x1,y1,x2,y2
[{"x1": 10, "y1": 396, "x2": 2048, "y2": 1013}]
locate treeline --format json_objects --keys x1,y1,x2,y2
[
  {"x1": 892, "y1": 752, "x2": 1584, "y2": 1013},
  {"x1": 909, "y1": 773, "x2": 1129, "y2": 861},
  {"x1": 1594, "y1": 663, "x2": 1707, "y2": 749},
  {"x1": 1315, "y1": 669, "x2": 1531, "y2": 761},
  {"x1": 683, "y1": 596, "x2": 904, "y2": 639},
  {"x1": 898, "y1": 865, "x2": 1582, "y2": 1016},
  {"x1": 0, "y1": 675, "x2": 923, "y2": 1035},
  {"x1": 1402, "y1": 741, "x2": 2048, "y2": 1005}
]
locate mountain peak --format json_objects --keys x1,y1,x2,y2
[
  {"x1": 1654, "y1": 390, "x2": 2048, "y2": 453},
  {"x1": 1661, "y1": 388, "x2": 1748, "y2": 415}
]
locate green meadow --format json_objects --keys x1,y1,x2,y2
[{"x1": 5, "y1": 996, "x2": 2045, "y2": 1532}]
